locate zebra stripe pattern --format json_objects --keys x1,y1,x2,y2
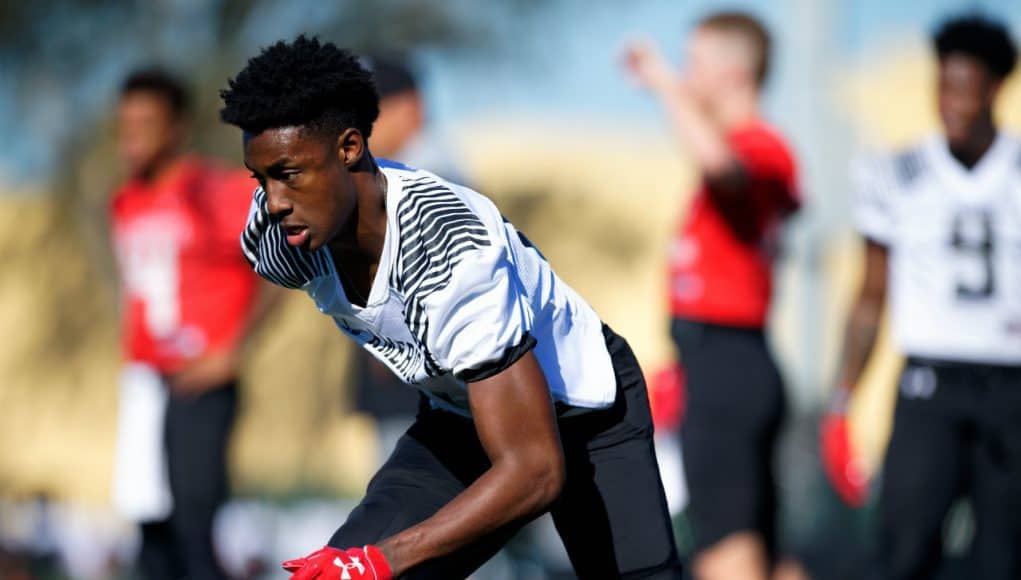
[
  {"x1": 894, "y1": 148, "x2": 925, "y2": 187},
  {"x1": 392, "y1": 176, "x2": 491, "y2": 297},
  {"x1": 391, "y1": 176, "x2": 492, "y2": 378},
  {"x1": 364, "y1": 335, "x2": 423, "y2": 379}
]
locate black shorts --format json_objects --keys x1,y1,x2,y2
[
  {"x1": 879, "y1": 357, "x2": 1021, "y2": 580},
  {"x1": 330, "y1": 325, "x2": 682, "y2": 579},
  {"x1": 671, "y1": 318, "x2": 785, "y2": 556}
]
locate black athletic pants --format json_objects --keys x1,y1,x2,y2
[
  {"x1": 139, "y1": 381, "x2": 237, "y2": 580},
  {"x1": 330, "y1": 326, "x2": 682, "y2": 579},
  {"x1": 879, "y1": 358, "x2": 1021, "y2": 580},
  {"x1": 671, "y1": 318, "x2": 785, "y2": 557}
]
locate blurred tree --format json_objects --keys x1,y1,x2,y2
[{"x1": 0, "y1": 0, "x2": 546, "y2": 193}]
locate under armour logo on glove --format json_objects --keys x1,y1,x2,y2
[
  {"x1": 282, "y1": 545, "x2": 392, "y2": 580},
  {"x1": 333, "y1": 554, "x2": 364, "y2": 579}
]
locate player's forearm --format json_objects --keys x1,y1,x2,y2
[
  {"x1": 376, "y1": 455, "x2": 564, "y2": 575},
  {"x1": 232, "y1": 281, "x2": 285, "y2": 355},
  {"x1": 837, "y1": 297, "x2": 884, "y2": 392},
  {"x1": 374, "y1": 352, "x2": 564, "y2": 575},
  {"x1": 654, "y1": 82, "x2": 735, "y2": 178}
]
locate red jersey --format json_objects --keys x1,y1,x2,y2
[
  {"x1": 669, "y1": 121, "x2": 799, "y2": 328},
  {"x1": 111, "y1": 156, "x2": 258, "y2": 373}
]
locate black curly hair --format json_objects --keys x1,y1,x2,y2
[
  {"x1": 934, "y1": 15, "x2": 1017, "y2": 80},
  {"x1": 220, "y1": 35, "x2": 380, "y2": 139}
]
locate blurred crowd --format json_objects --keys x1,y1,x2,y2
[{"x1": 2, "y1": 1, "x2": 1021, "y2": 579}]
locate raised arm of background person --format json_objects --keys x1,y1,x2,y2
[
  {"x1": 624, "y1": 41, "x2": 735, "y2": 178},
  {"x1": 623, "y1": 41, "x2": 784, "y2": 238},
  {"x1": 375, "y1": 350, "x2": 566, "y2": 576},
  {"x1": 835, "y1": 239, "x2": 888, "y2": 396}
]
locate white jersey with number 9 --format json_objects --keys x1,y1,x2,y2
[{"x1": 854, "y1": 133, "x2": 1021, "y2": 365}]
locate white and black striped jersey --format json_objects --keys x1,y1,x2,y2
[
  {"x1": 854, "y1": 132, "x2": 1021, "y2": 365},
  {"x1": 241, "y1": 159, "x2": 617, "y2": 416}
]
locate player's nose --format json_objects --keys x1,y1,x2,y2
[{"x1": 265, "y1": 183, "x2": 293, "y2": 217}]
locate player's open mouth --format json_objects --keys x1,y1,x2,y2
[{"x1": 284, "y1": 224, "x2": 309, "y2": 247}]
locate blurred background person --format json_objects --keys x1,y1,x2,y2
[
  {"x1": 365, "y1": 55, "x2": 469, "y2": 185},
  {"x1": 109, "y1": 69, "x2": 273, "y2": 579},
  {"x1": 821, "y1": 14, "x2": 1021, "y2": 580},
  {"x1": 624, "y1": 11, "x2": 801, "y2": 580}
]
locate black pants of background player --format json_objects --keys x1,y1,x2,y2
[
  {"x1": 671, "y1": 318, "x2": 785, "y2": 560},
  {"x1": 139, "y1": 381, "x2": 237, "y2": 580},
  {"x1": 879, "y1": 358, "x2": 1021, "y2": 580},
  {"x1": 331, "y1": 325, "x2": 682, "y2": 579}
]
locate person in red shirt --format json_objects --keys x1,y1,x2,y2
[
  {"x1": 625, "y1": 12, "x2": 799, "y2": 580},
  {"x1": 110, "y1": 69, "x2": 273, "y2": 579}
]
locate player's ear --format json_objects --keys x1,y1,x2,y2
[
  {"x1": 986, "y1": 78, "x2": 1003, "y2": 105},
  {"x1": 171, "y1": 116, "x2": 192, "y2": 149},
  {"x1": 336, "y1": 128, "x2": 365, "y2": 169}
]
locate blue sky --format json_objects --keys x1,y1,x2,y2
[
  {"x1": 418, "y1": 0, "x2": 1020, "y2": 126},
  {"x1": 1, "y1": 0, "x2": 1018, "y2": 189}
]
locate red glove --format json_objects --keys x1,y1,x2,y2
[
  {"x1": 820, "y1": 389, "x2": 869, "y2": 507},
  {"x1": 282, "y1": 546, "x2": 392, "y2": 580},
  {"x1": 648, "y1": 363, "x2": 686, "y2": 432}
]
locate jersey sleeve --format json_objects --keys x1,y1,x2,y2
[
  {"x1": 729, "y1": 129, "x2": 799, "y2": 213},
  {"x1": 418, "y1": 244, "x2": 536, "y2": 383},
  {"x1": 850, "y1": 154, "x2": 895, "y2": 245}
]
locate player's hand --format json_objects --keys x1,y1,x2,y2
[
  {"x1": 819, "y1": 388, "x2": 869, "y2": 507},
  {"x1": 168, "y1": 350, "x2": 239, "y2": 395},
  {"x1": 282, "y1": 546, "x2": 392, "y2": 580},
  {"x1": 621, "y1": 39, "x2": 676, "y2": 92}
]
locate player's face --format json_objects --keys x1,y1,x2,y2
[
  {"x1": 685, "y1": 28, "x2": 740, "y2": 105},
  {"x1": 938, "y1": 54, "x2": 998, "y2": 148},
  {"x1": 117, "y1": 91, "x2": 185, "y2": 177},
  {"x1": 244, "y1": 127, "x2": 357, "y2": 251}
]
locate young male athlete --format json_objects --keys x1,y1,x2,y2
[
  {"x1": 220, "y1": 36, "x2": 682, "y2": 579},
  {"x1": 624, "y1": 12, "x2": 799, "y2": 580},
  {"x1": 821, "y1": 15, "x2": 1021, "y2": 580}
]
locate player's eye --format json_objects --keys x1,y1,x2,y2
[{"x1": 266, "y1": 167, "x2": 298, "y2": 183}]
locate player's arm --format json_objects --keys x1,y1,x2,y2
[
  {"x1": 623, "y1": 42, "x2": 741, "y2": 185},
  {"x1": 283, "y1": 342, "x2": 564, "y2": 580},
  {"x1": 376, "y1": 350, "x2": 565, "y2": 575},
  {"x1": 622, "y1": 41, "x2": 759, "y2": 221},
  {"x1": 241, "y1": 280, "x2": 287, "y2": 340},
  {"x1": 170, "y1": 280, "x2": 285, "y2": 393},
  {"x1": 820, "y1": 237, "x2": 888, "y2": 507},
  {"x1": 836, "y1": 238, "x2": 889, "y2": 395}
]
